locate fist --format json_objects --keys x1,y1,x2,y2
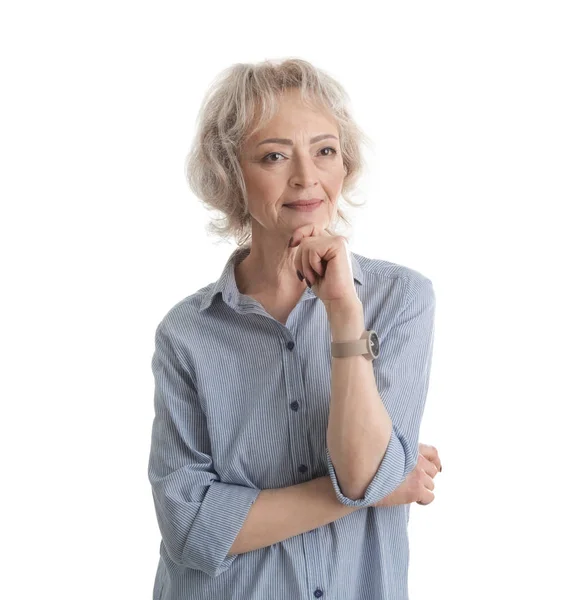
[
  {"x1": 288, "y1": 224, "x2": 359, "y2": 310},
  {"x1": 371, "y1": 443, "x2": 442, "y2": 508}
]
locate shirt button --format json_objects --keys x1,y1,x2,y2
[
  {"x1": 290, "y1": 401, "x2": 299, "y2": 411},
  {"x1": 314, "y1": 590, "x2": 324, "y2": 598},
  {"x1": 298, "y1": 464, "x2": 308, "y2": 474},
  {"x1": 286, "y1": 341, "x2": 295, "y2": 350}
]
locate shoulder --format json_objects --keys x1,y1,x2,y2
[
  {"x1": 152, "y1": 284, "x2": 212, "y2": 340},
  {"x1": 352, "y1": 250, "x2": 434, "y2": 305}
]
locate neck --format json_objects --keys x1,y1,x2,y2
[{"x1": 235, "y1": 236, "x2": 305, "y2": 298}]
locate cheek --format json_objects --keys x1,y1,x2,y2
[
  {"x1": 327, "y1": 173, "x2": 345, "y2": 195},
  {"x1": 245, "y1": 180, "x2": 282, "y2": 214},
  {"x1": 244, "y1": 171, "x2": 275, "y2": 200},
  {"x1": 328, "y1": 161, "x2": 345, "y2": 181}
]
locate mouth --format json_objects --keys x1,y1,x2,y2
[{"x1": 283, "y1": 199, "x2": 323, "y2": 211}]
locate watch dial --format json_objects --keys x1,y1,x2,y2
[{"x1": 370, "y1": 331, "x2": 380, "y2": 357}]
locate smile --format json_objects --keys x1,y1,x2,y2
[{"x1": 283, "y1": 200, "x2": 322, "y2": 212}]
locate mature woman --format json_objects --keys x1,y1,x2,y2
[{"x1": 148, "y1": 58, "x2": 442, "y2": 600}]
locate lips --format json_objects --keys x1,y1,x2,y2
[{"x1": 284, "y1": 199, "x2": 323, "y2": 206}]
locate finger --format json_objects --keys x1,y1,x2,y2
[
  {"x1": 296, "y1": 249, "x2": 319, "y2": 288},
  {"x1": 297, "y1": 246, "x2": 317, "y2": 288},
  {"x1": 308, "y1": 247, "x2": 326, "y2": 278},
  {"x1": 292, "y1": 228, "x2": 333, "y2": 283},
  {"x1": 291, "y1": 233, "x2": 314, "y2": 282},
  {"x1": 421, "y1": 471, "x2": 435, "y2": 492},
  {"x1": 298, "y1": 242, "x2": 326, "y2": 285},
  {"x1": 289, "y1": 223, "x2": 321, "y2": 247},
  {"x1": 294, "y1": 244, "x2": 304, "y2": 280},
  {"x1": 417, "y1": 453, "x2": 439, "y2": 478},
  {"x1": 290, "y1": 224, "x2": 332, "y2": 248},
  {"x1": 417, "y1": 489, "x2": 436, "y2": 506},
  {"x1": 418, "y1": 444, "x2": 442, "y2": 472},
  {"x1": 425, "y1": 461, "x2": 440, "y2": 479}
]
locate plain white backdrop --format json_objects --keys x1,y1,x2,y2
[{"x1": 1, "y1": 1, "x2": 578, "y2": 598}]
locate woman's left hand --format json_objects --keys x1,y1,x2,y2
[{"x1": 288, "y1": 224, "x2": 360, "y2": 312}]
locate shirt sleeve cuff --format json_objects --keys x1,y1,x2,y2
[
  {"x1": 326, "y1": 426, "x2": 415, "y2": 508},
  {"x1": 181, "y1": 481, "x2": 262, "y2": 577}
]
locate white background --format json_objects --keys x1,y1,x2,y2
[{"x1": 1, "y1": 1, "x2": 579, "y2": 598}]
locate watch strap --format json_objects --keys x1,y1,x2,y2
[
  {"x1": 331, "y1": 337, "x2": 370, "y2": 358},
  {"x1": 331, "y1": 329, "x2": 372, "y2": 359}
]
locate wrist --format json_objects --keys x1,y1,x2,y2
[{"x1": 326, "y1": 299, "x2": 365, "y2": 343}]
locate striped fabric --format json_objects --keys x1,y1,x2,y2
[{"x1": 148, "y1": 244, "x2": 436, "y2": 600}]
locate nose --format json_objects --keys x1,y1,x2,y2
[{"x1": 289, "y1": 153, "x2": 319, "y2": 189}]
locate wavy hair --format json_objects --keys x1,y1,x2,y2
[{"x1": 185, "y1": 58, "x2": 373, "y2": 248}]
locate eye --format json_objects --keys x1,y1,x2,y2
[
  {"x1": 262, "y1": 152, "x2": 285, "y2": 163},
  {"x1": 320, "y1": 146, "x2": 338, "y2": 157},
  {"x1": 262, "y1": 147, "x2": 338, "y2": 163}
]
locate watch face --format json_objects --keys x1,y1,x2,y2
[{"x1": 369, "y1": 331, "x2": 380, "y2": 358}]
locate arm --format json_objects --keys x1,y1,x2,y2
[
  {"x1": 325, "y1": 277, "x2": 437, "y2": 508},
  {"x1": 228, "y1": 475, "x2": 360, "y2": 556},
  {"x1": 148, "y1": 322, "x2": 262, "y2": 577},
  {"x1": 326, "y1": 298, "x2": 392, "y2": 501}
]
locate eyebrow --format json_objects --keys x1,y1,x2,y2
[{"x1": 256, "y1": 134, "x2": 338, "y2": 147}]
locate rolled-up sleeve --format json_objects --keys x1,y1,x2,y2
[
  {"x1": 147, "y1": 322, "x2": 261, "y2": 577},
  {"x1": 327, "y1": 276, "x2": 436, "y2": 508}
]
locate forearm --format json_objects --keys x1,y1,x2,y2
[
  {"x1": 326, "y1": 299, "x2": 393, "y2": 500},
  {"x1": 228, "y1": 476, "x2": 360, "y2": 556}
]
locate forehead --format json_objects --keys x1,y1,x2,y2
[{"x1": 247, "y1": 92, "x2": 338, "y2": 141}]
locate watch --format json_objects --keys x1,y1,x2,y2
[{"x1": 331, "y1": 329, "x2": 380, "y2": 361}]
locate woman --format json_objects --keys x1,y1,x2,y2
[{"x1": 148, "y1": 58, "x2": 442, "y2": 600}]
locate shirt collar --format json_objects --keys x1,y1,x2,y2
[{"x1": 199, "y1": 244, "x2": 365, "y2": 313}]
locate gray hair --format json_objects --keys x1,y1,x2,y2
[{"x1": 184, "y1": 58, "x2": 373, "y2": 248}]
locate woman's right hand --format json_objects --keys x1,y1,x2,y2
[{"x1": 371, "y1": 447, "x2": 441, "y2": 508}]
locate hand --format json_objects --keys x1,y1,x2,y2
[
  {"x1": 288, "y1": 225, "x2": 359, "y2": 311},
  {"x1": 371, "y1": 443, "x2": 443, "y2": 508},
  {"x1": 417, "y1": 443, "x2": 442, "y2": 474}
]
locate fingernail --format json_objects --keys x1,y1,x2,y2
[{"x1": 297, "y1": 270, "x2": 304, "y2": 281}]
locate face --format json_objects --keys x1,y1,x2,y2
[{"x1": 239, "y1": 89, "x2": 345, "y2": 238}]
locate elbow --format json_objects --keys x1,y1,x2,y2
[
  {"x1": 339, "y1": 459, "x2": 386, "y2": 502},
  {"x1": 329, "y1": 457, "x2": 384, "y2": 507},
  {"x1": 338, "y1": 483, "x2": 366, "y2": 503},
  {"x1": 336, "y1": 469, "x2": 371, "y2": 502},
  {"x1": 330, "y1": 434, "x2": 392, "y2": 502},
  {"x1": 326, "y1": 448, "x2": 361, "y2": 501}
]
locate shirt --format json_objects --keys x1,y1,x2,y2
[{"x1": 148, "y1": 243, "x2": 436, "y2": 600}]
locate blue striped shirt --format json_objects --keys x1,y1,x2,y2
[{"x1": 148, "y1": 244, "x2": 436, "y2": 600}]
